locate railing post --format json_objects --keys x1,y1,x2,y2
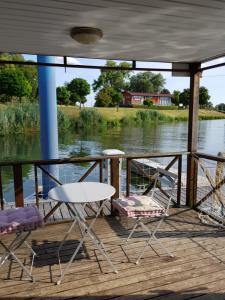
[
  {"x1": 186, "y1": 63, "x2": 201, "y2": 207},
  {"x1": 13, "y1": 165, "x2": 24, "y2": 207},
  {"x1": 110, "y1": 157, "x2": 120, "y2": 214},
  {"x1": 34, "y1": 165, "x2": 39, "y2": 208},
  {"x1": 177, "y1": 155, "x2": 182, "y2": 206},
  {"x1": 126, "y1": 158, "x2": 131, "y2": 197},
  {"x1": 0, "y1": 167, "x2": 4, "y2": 210}
]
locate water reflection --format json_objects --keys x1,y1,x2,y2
[{"x1": 0, "y1": 119, "x2": 224, "y2": 202}]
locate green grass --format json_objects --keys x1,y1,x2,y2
[
  {"x1": 60, "y1": 106, "x2": 225, "y2": 122},
  {"x1": 0, "y1": 103, "x2": 224, "y2": 135}
]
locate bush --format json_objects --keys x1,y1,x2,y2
[{"x1": 72, "y1": 108, "x2": 106, "y2": 129}]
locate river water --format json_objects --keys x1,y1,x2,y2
[
  {"x1": 1, "y1": 119, "x2": 224, "y2": 161},
  {"x1": 0, "y1": 119, "x2": 224, "y2": 202}
]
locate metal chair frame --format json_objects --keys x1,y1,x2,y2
[
  {"x1": 126, "y1": 167, "x2": 177, "y2": 264},
  {"x1": 0, "y1": 231, "x2": 37, "y2": 281}
]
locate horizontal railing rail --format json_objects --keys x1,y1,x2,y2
[{"x1": 0, "y1": 151, "x2": 188, "y2": 219}]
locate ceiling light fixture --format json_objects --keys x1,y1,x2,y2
[{"x1": 70, "y1": 27, "x2": 103, "y2": 44}]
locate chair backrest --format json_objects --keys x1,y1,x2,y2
[{"x1": 150, "y1": 167, "x2": 177, "y2": 211}]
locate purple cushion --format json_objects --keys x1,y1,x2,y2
[
  {"x1": 0, "y1": 206, "x2": 43, "y2": 235},
  {"x1": 112, "y1": 195, "x2": 165, "y2": 217}
]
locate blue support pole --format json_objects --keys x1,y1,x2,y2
[{"x1": 37, "y1": 55, "x2": 59, "y2": 198}]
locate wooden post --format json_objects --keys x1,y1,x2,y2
[
  {"x1": 186, "y1": 63, "x2": 201, "y2": 207},
  {"x1": 13, "y1": 165, "x2": 24, "y2": 207},
  {"x1": 177, "y1": 155, "x2": 182, "y2": 207},
  {"x1": 110, "y1": 157, "x2": 120, "y2": 215},
  {"x1": 0, "y1": 167, "x2": 4, "y2": 210}
]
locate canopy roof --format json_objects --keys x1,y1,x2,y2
[{"x1": 0, "y1": 0, "x2": 225, "y2": 63}]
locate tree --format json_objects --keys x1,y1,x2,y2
[
  {"x1": 0, "y1": 53, "x2": 38, "y2": 101},
  {"x1": 129, "y1": 72, "x2": 165, "y2": 93},
  {"x1": 160, "y1": 88, "x2": 170, "y2": 94},
  {"x1": 56, "y1": 86, "x2": 71, "y2": 105},
  {"x1": 172, "y1": 90, "x2": 180, "y2": 106},
  {"x1": 215, "y1": 103, "x2": 225, "y2": 112},
  {"x1": 179, "y1": 86, "x2": 211, "y2": 107},
  {"x1": 179, "y1": 88, "x2": 190, "y2": 107},
  {"x1": 0, "y1": 68, "x2": 32, "y2": 101},
  {"x1": 67, "y1": 78, "x2": 90, "y2": 108},
  {"x1": 111, "y1": 90, "x2": 123, "y2": 111},
  {"x1": 199, "y1": 86, "x2": 210, "y2": 107},
  {"x1": 94, "y1": 87, "x2": 115, "y2": 107},
  {"x1": 92, "y1": 60, "x2": 131, "y2": 93},
  {"x1": 19, "y1": 64, "x2": 38, "y2": 101}
]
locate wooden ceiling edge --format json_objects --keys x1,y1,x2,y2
[{"x1": 2, "y1": 49, "x2": 225, "y2": 72}]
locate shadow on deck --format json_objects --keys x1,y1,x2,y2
[{"x1": 0, "y1": 208, "x2": 225, "y2": 299}]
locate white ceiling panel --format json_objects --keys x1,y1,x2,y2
[{"x1": 0, "y1": 0, "x2": 225, "y2": 62}]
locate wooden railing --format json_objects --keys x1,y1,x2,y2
[
  {"x1": 126, "y1": 153, "x2": 183, "y2": 207},
  {"x1": 0, "y1": 151, "x2": 187, "y2": 219},
  {"x1": 192, "y1": 152, "x2": 225, "y2": 221}
]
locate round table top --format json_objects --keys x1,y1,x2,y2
[{"x1": 48, "y1": 182, "x2": 116, "y2": 204}]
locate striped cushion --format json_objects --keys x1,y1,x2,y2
[
  {"x1": 112, "y1": 195, "x2": 165, "y2": 217},
  {"x1": 0, "y1": 206, "x2": 43, "y2": 235}
]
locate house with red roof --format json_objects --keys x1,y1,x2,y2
[{"x1": 122, "y1": 91, "x2": 172, "y2": 106}]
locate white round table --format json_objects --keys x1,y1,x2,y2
[
  {"x1": 48, "y1": 182, "x2": 117, "y2": 285},
  {"x1": 48, "y1": 182, "x2": 115, "y2": 204}
]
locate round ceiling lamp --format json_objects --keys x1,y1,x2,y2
[{"x1": 70, "y1": 27, "x2": 103, "y2": 44}]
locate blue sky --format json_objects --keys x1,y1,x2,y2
[{"x1": 24, "y1": 55, "x2": 225, "y2": 107}]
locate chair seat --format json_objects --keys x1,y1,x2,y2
[
  {"x1": 0, "y1": 206, "x2": 43, "y2": 235},
  {"x1": 112, "y1": 195, "x2": 165, "y2": 217}
]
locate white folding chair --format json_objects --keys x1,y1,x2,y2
[
  {"x1": 0, "y1": 206, "x2": 43, "y2": 281},
  {"x1": 112, "y1": 167, "x2": 177, "y2": 264}
]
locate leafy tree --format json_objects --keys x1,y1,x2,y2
[
  {"x1": 0, "y1": 68, "x2": 32, "y2": 102},
  {"x1": 67, "y1": 78, "x2": 90, "y2": 108},
  {"x1": 172, "y1": 90, "x2": 180, "y2": 106},
  {"x1": 143, "y1": 98, "x2": 153, "y2": 107},
  {"x1": 160, "y1": 88, "x2": 170, "y2": 94},
  {"x1": 57, "y1": 86, "x2": 71, "y2": 105},
  {"x1": 0, "y1": 53, "x2": 38, "y2": 101},
  {"x1": 94, "y1": 87, "x2": 115, "y2": 107},
  {"x1": 129, "y1": 72, "x2": 165, "y2": 93},
  {"x1": 179, "y1": 86, "x2": 211, "y2": 107},
  {"x1": 111, "y1": 90, "x2": 123, "y2": 111},
  {"x1": 199, "y1": 86, "x2": 210, "y2": 107},
  {"x1": 179, "y1": 88, "x2": 190, "y2": 107},
  {"x1": 19, "y1": 65, "x2": 38, "y2": 101},
  {"x1": 215, "y1": 103, "x2": 225, "y2": 112},
  {"x1": 92, "y1": 60, "x2": 131, "y2": 93}
]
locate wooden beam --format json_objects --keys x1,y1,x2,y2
[
  {"x1": 13, "y1": 165, "x2": 24, "y2": 207},
  {"x1": 0, "y1": 59, "x2": 190, "y2": 73},
  {"x1": 186, "y1": 63, "x2": 201, "y2": 207},
  {"x1": 110, "y1": 158, "x2": 120, "y2": 215},
  {"x1": 0, "y1": 167, "x2": 4, "y2": 210}
]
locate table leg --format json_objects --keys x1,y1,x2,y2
[{"x1": 56, "y1": 200, "x2": 117, "y2": 285}]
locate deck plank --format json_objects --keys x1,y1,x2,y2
[{"x1": 0, "y1": 208, "x2": 225, "y2": 299}]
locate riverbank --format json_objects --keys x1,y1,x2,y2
[
  {"x1": 61, "y1": 106, "x2": 225, "y2": 121},
  {"x1": 0, "y1": 103, "x2": 224, "y2": 135}
]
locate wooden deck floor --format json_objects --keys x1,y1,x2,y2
[{"x1": 1, "y1": 208, "x2": 225, "y2": 299}]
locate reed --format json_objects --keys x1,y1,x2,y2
[{"x1": 0, "y1": 103, "x2": 72, "y2": 135}]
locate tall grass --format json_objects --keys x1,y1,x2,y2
[
  {"x1": 122, "y1": 110, "x2": 173, "y2": 125},
  {"x1": 0, "y1": 103, "x2": 40, "y2": 135},
  {"x1": 71, "y1": 108, "x2": 107, "y2": 130},
  {"x1": 0, "y1": 104, "x2": 224, "y2": 136},
  {"x1": 0, "y1": 103, "x2": 72, "y2": 136}
]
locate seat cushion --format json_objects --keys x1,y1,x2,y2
[
  {"x1": 0, "y1": 206, "x2": 43, "y2": 235},
  {"x1": 112, "y1": 195, "x2": 165, "y2": 217}
]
